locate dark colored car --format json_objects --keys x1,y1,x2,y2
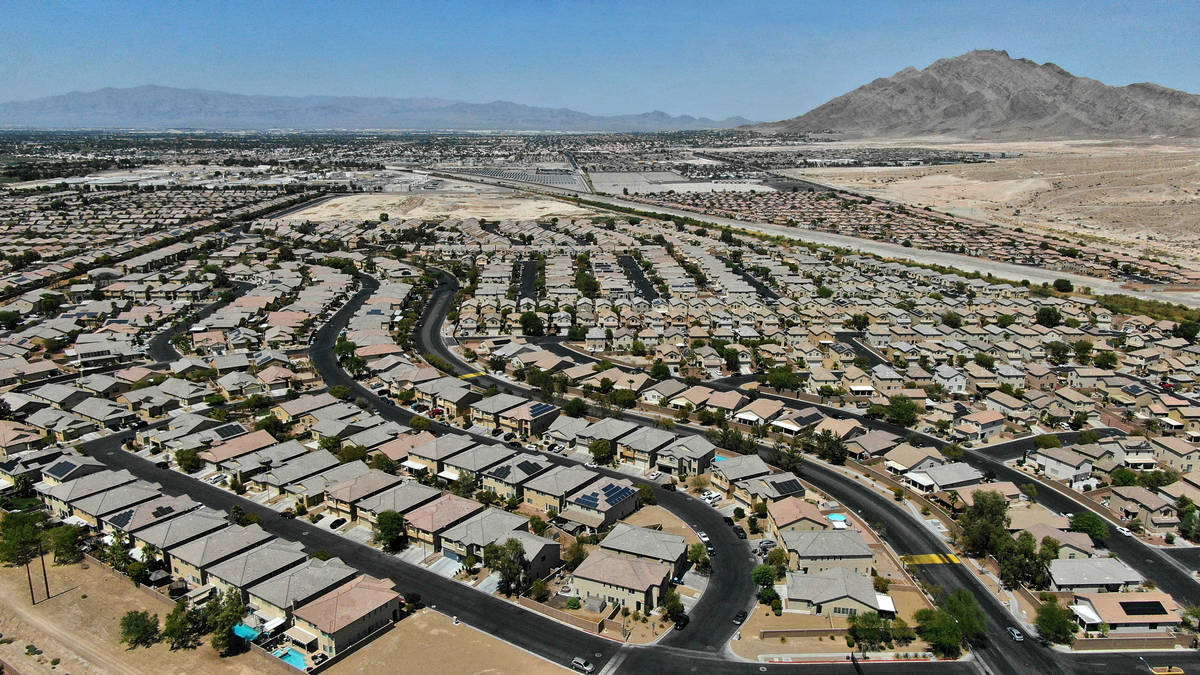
[
  {"x1": 722, "y1": 516, "x2": 735, "y2": 526},
  {"x1": 328, "y1": 518, "x2": 347, "y2": 529},
  {"x1": 662, "y1": 482, "x2": 676, "y2": 491},
  {"x1": 280, "y1": 510, "x2": 296, "y2": 519},
  {"x1": 674, "y1": 614, "x2": 689, "y2": 630},
  {"x1": 733, "y1": 610, "x2": 748, "y2": 625},
  {"x1": 732, "y1": 525, "x2": 747, "y2": 539},
  {"x1": 154, "y1": 460, "x2": 169, "y2": 469},
  {"x1": 705, "y1": 544, "x2": 716, "y2": 557}
]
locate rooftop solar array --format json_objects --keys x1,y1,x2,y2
[
  {"x1": 601, "y1": 482, "x2": 636, "y2": 506},
  {"x1": 1119, "y1": 601, "x2": 1167, "y2": 616},
  {"x1": 213, "y1": 423, "x2": 244, "y2": 440},
  {"x1": 772, "y1": 478, "x2": 803, "y2": 495},
  {"x1": 529, "y1": 402, "x2": 557, "y2": 417}
]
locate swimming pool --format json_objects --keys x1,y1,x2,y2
[
  {"x1": 232, "y1": 623, "x2": 260, "y2": 641},
  {"x1": 827, "y1": 513, "x2": 847, "y2": 522},
  {"x1": 273, "y1": 647, "x2": 307, "y2": 669}
]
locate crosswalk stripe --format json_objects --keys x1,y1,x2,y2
[{"x1": 460, "y1": 372, "x2": 485, "y2": 379}]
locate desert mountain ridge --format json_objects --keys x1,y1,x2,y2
[
  {"x1": 0, "y1": 85, "x2": 754, "y2": 132},
  {"x1": 751, "y1": 49, "x2": 1200, "y2": 139}
]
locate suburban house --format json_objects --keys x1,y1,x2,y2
[
  {"x1": 479, "y1": 454, "x2": 555, "y2": 501},
  {"x1": 768, "y1": 496, "x2": 829, "y2": 541},
  {"x1": 206, "y1": 539, "x2": 309, "y2": 600},
  {"x1": 1033, "y1": 447, "x2": 1097, "y2": 490},
  {"x1": 571, "y1": 549, "x2": 672, "y2": 613},
  {"x1": 1108, "y1": 486, "x2": 1179, "y2": 534},
  {"x1": 403, "y1": 494, "x2": 485, "y2": 552},
  {"x1": 711, "y1": 454, "x2": 771, "y2": 494},
  {"x1": 353, "y1": 482, "x2": 442, "y2": 526},
  {"x1": 522, "y1": 464, "x2": 600, "y2": 514},
  {"x1": 130, "y1": 509, "x2": 228, "y2": 559},
  {"x1": 1049, "y1": 558, "x2": 1144, "y2": 593},
  {"x1": 781, "y1": 529, "x2": 875, "y2": 575},
  {"x1": 559, "y1": 476, "x2": 640, "y2": 531},
  {"x1": 438, "y1": 507, "x2": 528, "y2": 563},
  {"x1": 654, "y1": 436, "x2": 716, "y2": 477},
  {"x1": 324, "y1": 470, "x2": 403, "y2": 521},
  {"x1": 245, "y1": 557, "x2": 359, "y2": 626},
  {"x1": 168, "y1": 524, "x2": 274, "y2": 588},
  {"x1": 599, "y1": 523, "x2": 688, "y2": 577},
  {"x1": 1068, "y1": 592, "x2": 1181, "y2": 635},
  {"x1": 785, "y1": 567, "x2": 892, "y2": 618},
  {"x1": 289, "y1": 575, "x2": 402, "y2": 656},
  {"x1": 903, "y1": 462, "x2": 984, "y2": 494}
]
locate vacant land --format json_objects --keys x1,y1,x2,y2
[
  {"x1": 590, "y1": 171, "x2": 774, "y2": 195},
  {"x1": 333, "y1": 608, "x2": 562, "y2": 674},
  {"x1": 286, "y1": 192, "x2": 594, "y2": 222},
  {"x1": 783, "y1": 139, "x2": 1200, "y2": 262},
  {"x1": 0, "y1": 555, "x2": 288, "y2": 675}
]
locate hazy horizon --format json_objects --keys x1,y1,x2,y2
[{"x1": 3, "y1": 0, "x2": 1199, "y2": 121}]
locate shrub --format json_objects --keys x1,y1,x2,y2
[{"x1": 566, "y1": 597, "x2": 581, "y2": 610}]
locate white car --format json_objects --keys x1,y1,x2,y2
[
  {"x1": 696, "y1": 531, "x2": 710, "y2": 543},
  {"x1": 1117, "y1": 526, "x2": 1134, "y2": 537},
  {"x1": 585, "y1": 461, "x2": 598, "y2": 469},
  {"x1": 648, "y1": 471, "x2": 661, "y2": 480}
]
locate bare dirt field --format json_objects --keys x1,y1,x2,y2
[
  {"x1": 332, "y1": 607, "x2": 563, "y2": 674},
  {"x1": 284, "y1": 192, "x2": 595, "y2": 222},
  {"x1": 781, "y1": 139, "x2": 1200, "y2": 261},
  {"x1": 0, "y1": 555, "x2": 289, "y2": 675}
]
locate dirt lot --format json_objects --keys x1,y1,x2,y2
[
  {"x1": 284, "y1": 192, "x2": 594, "y2": 222},
  {"x1": 332, "y1": 608, "x2": 563, "y2": 674},
  {"x1": 0, "y1": 555, "x2": 289, "y2": 675},
  {"x1": 782, "y1": 138, "x2": 1200, "y2": 261}
]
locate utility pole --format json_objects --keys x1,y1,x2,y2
[{"x1": 38, "y1": 538, "x2": 50, "y2": 599}]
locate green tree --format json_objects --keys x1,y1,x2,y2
[
  {"x1": 941, "y1": 312, "x2": 963, "y2": 329},
  {"x1": 329, "y1": 385, "x2": 352, "y2": 400},
  {"x1": 650, "y1": 362, "x2": 671, "y2": 380},
  {"x1": 884, "y1": 395, "x2": 920, "y2": 427},
  {"x1": 531, "y1": 578, "x2": 550, "y2": 601},
  {"x1": 563, "y1": 397, "x2": 588, "y2": 417},
  {"x1": 483, "y1": 538, "x2": 528, "y2": 596},
  {"x1": 1046, "y1": 341, "x2": 1071, "y2": 365},
  {"x1": 175, "y1": 448, "x2": 202, "y2": 473},
  {"x1": 1035, "y1": 599, "x2": 1077, "y2": 643},
  {"x1": 958, "y1": 490, "x2": 1009, "y2": 557},
  {"x1": 161, "y1": 598, "x2": 198, "y2": 650},
  {"x1": 120, "y1": 610, "x2": 159, "y2": 648},
  {"x1": 1073, "y1": 340, "x2": 1094, "y2": 364},
  {"x1": 519, "y1": 312, "x2": 544, "y2": 336},
  {"x1": 374, "y1": 510, "x2": 406, "y2": 551},
  {"x1": 1034, "y1": 434, "x2": 1062, "y2": 449},
  {"x1": 208, "y1": 588, "x2": 248, "y2": 656},
  {"x1": 1110, "y1": 467, "x2": 1138, "y2": 486},
  {"x1": 688, "y1": 542, "x2": 710, "y2": 571},
  {"x1": 914, "y1": 607, "x2": 964, "y2": 658},
  {"x1": 848, "y1": 611, "x2": 889, "y2": 653},
  {"x1": 44, "y1": 524, "x2": 85, "y2": 564},
  {"x1": 1092, "y1": 351, "x2": 1118, "y2": 369},
  {"x1": 752, "y1": 563, "x2": 777, "y2": 588},
  {"x1": 589, "y1": 439, "x2": 614, "y2": 464},
  {"x1": 1070, "y1": 512, "x2": 1110, "y2": 541},
  {"x1": 660, "y1": 589, "x2": 686, "y2": 622},
  {"x1": 944, "y1": 589, "x2": 985, "y2": 642},
  {"x1": 1036, "y1": 306, "x2": 1062, "y2": 328},
  {"x1": 564, "y1": 540, "x2": 587, "y2": 570}
]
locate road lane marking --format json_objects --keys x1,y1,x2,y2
[
  {"x1": 901, "y1": 553, "x2": 961, "y2": 565},
  {"x1": 460, "y1": 372, "x2": 485, "y2": 379}
]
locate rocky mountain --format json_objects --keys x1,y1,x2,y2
[
  {"x1": 753, "y1": 50, "x2": 1200, "y2": 138},
  {"x1": 0, "y1": 85, "x2": 753, "y2": 132}
]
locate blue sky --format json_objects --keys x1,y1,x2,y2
[{"x1": 2, "y1": 0, "x2": 1198, "y2": 120}]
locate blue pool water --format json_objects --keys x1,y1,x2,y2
[
  {"x1": 713, "y1": 455, "x2": 727, "y2": 462},
  {"x1": 233, "y1": 623, "x2": 260, "y2": 641},
  {"x1": 828, "y1": 513, "x2": 847, "y2": 521},
  {"x1": 273, "y1": 647, "x2": 307, "y2": 669}
]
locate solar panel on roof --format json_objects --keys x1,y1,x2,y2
[
  {"x1": 773, "y1": 479, "x2": 803, "y2": 495},
  {"x1": 516, "y1": 461, "x2": 542, "y2": 474},
  {"x1": 1119, "y1": 601, "x2": 1166, "y2": 616},
  {"x1": 529, "y1": 403, "x2": 557, "y2": 416},
  {"x1": 605, "y1": 487, "x2": 635, "y2": 505},
  {"x1": 213, "y1": 424, "x2": 243, "y2": 439}
]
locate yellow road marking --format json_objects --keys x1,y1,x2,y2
[
  {"x1": 460, "y1": 372, "x2": 485, "y2": 379},
  {"x1": 901, "y1": 553, "x2": 961, "y2": 565}
]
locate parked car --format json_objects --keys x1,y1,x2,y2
[
  {"x1": 647, "y1": 471, "x2": 661, "y2": 481},
  {"x1": 674, "y1": 614, "x2": 689, "y2": 630},
  {"x1": 1118, "y1": 526, "x2": 1134, "y2": 537},
  {"x1": 696, "y1": 531, "x2": 710, "y2": 543},
  {"x1": 571, "y1": 657, "x2": 595, "y2": 673},
  {"x1": 733, "y1": 610, "x2": 748, "y2": 625},
  {"x1": 328, "y1": 518, "x2": 347, "y2": 530},
  {"x1": 280, "y1": 510, "x2": 296, "y2": 519},
  {"x1": 722, "y1": 516, "x2": 735, "y2": 526},
  {"x1": 662, "y1": 482, "x2": 676, "y2": 491},
  {"x1": 705, "y1": 544, "x2": 716, "y2": 557},
  {"x1": 524, "y1": 444, "x2": 539, "y2": 451},
  {"x1": 585, "y1": 461, "x2": 598, "y2": 469},
  {"x1": 1007, "y1": 627, "x2": 1024, "y2": 642},
  {"x1": 732, "y1": 525, "x2": 747, "y2": 539}
]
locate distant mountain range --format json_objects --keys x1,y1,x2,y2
[
  {"x1": 751, "y1": 49, "x2": 1200, "y2": 139},
  {"x1": 0, "y1": 85, "x2": 752, "y2": 132}
]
